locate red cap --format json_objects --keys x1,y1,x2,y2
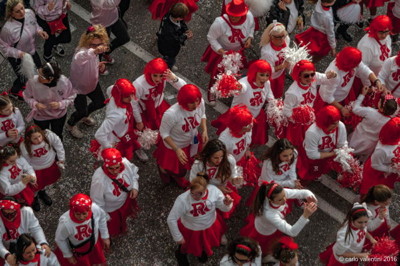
[
  {"x1": 225, "y1": 0, "x2": 248, "y2": 17},
  {"x1": 247, "y1": 60, "x2": 272, "y2": 84},
  {"x1": 336, "y1": 47, "x2": 362, "y2": 72},
  {"x1": 315, "y1": 105, "x2": 341, "y2": 133},
  {"x1": 101, "y1": 148, "x2": 123, "y2": 167},
  {"x1": 291, "y1": 60, "x2": 315, "y2": 83},
  {"x1": 177, "y1": 84, "x2": 202, "y2": 111},
  {"x1": 379, "y1": 117, "x2": 400, "y2": 145}
]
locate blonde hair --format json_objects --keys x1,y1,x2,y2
[
  {"x1": 190, "y1": 174, "x2": 208, "y2": 191},
  {"x1": 77, "y1": 25, "x2": 110, "y2": 50},
  {"x1": 260, "y1": 22, "x2": 287, "y2": 47},
  {"x1": 5, "y1": 0, "x2": 23, "y2": 20}
]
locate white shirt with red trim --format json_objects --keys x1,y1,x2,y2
[
  {"x1": 232, "y1": 77, "x2": 274, "y2": 118},
  {"x1": 219, "y1": 128, "x2": 252, "y2": 162},
  {"x1": 0, "y1": 108, "x2": 25, "y2": 147},
  {"x1": 133, "y1": 75, "x2": 186, "y2": 111},
  {"x1": 349, "y1": 95, "x2": 391, "y2": 159},
  {"x1": 378, "y1": 56, "x2": 400, "y2": 98},
  {"x1": 20, "y1": 130, "x2": 65, "y2": 170},
  {"x1": 358, "y1": 34, "x2": 392, "y2": 76},
  {"x1": 189, "y1": 155, "x2": 237, "y2": 186},
  {"x1": 319, "y1": 60, "x2": 372, "y2": 103},
  {"x1": 0, "y1": 157, "x2": 36, "y2": 197},
  {"x1": 366, "y1": 203, "x2": 390, "y2": 233},
  {"x1": 55, "y1": 203, "x2": 109, "y2": 258},
  {"x1": 5, "y1": 250, "x2": 60, "y2": 265},
  {"x1": 159, "y1": 100, "x2": 206, "y2": 149},
  {"x1": 304, "y1": 122, "x2": 347, "y2": 160},
  {"x1": 207, "y1": 13, "x2": 255, "y2": 53},
  {"x1": 0, "y1": 207, "x2": 48, "y2": 259},
  {"x1": 333, "y1": 223, "x2": 367, "y2": 263},
  {"x1": 282, "y1": 73, "x2": 331, "y2": 118},
  {"x1": 260, "y1": 36, "x2": 290, "y2": 80},
  {"x1": 260, "y1": 152, "x2": 298, "y2": 188},
  {"x1": 310, "y1": 1, "x2": 336, "y2": 49},
  {"x1": 90, "y1": 158, "x2": 139, "y2": 213},
  {"x1": 370, "y1": 142, "x2": 400, "y2": 174},
  {"x1": 254, "y1": 188, "x2": 314, "y2": 236},
  {"x1": 167, "y1": 185, "x2": 232, "y2": 242}
]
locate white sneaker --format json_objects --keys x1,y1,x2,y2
[
  {"x1": 135, "y1": 149, "x2": 149, "y2": 162},
  {"x1": 81, "y1": 117, "x2": 96, "y2": 126},
  {"x1": 208, "y1": 99, "x2": 216, "y2": 107},
  {"x1": 66, "y1": 125, "x2": 84, "y2": 139},
  {"x1": 172, "y1": 65, "x2": 178, "y2": 71},
  {"x1": 220, "y1": 234, "x2": 228, "y2": 245}
]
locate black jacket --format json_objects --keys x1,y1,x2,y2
[
  {"x1": 266, "y1": 0, "x2": 304, "y2": 29},
  {"x1": 156, "y1": 14, "x2": 189, "y2": 57}
]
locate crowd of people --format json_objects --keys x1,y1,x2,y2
[{"x1": 0, "y1": 0, "x2": 399, "y2": 265}]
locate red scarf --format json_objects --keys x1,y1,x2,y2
[
  {"x1": 145, "y1": 74, "x2": 165, "y2": 99},
  {"x1": 0, "y1": 201, "x2": 21, "y2": 231},
  {"x1": 101, "y1": 163, "x2": 126, "y2": 180},
  {"x1": 375, "y1": 38, "x2": 390, "y2": 61},
  {"x1": 19, "y1": 252, "x2": 40, "y2": 265},
  {"x1": 321, "y1": 4, "x2": 330, "y2": 11},
  {"x1": 270, "y1": 41, "x2": 287, "y2": 51},
  {"x1": 250, "y1": 82, "x2": 263, "y2": 89},
  {"x1": 297, "y1": 81, "x2": 311, "y2": 90}
]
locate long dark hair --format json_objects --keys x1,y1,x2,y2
[
  {"x1": 23, "y1": 125, "x2": 51, "y2": 157},
  {"x1": 252, "y1": 183, "x2": 284, "y2": 216},
  {"x1": 264, "y1": 138, "x2": 296, "y2": 174},
  {"x1": 227, "y1": 237, "x2": 260, "y2": 263},
  {"x1": 16, "y1": 233, "x2": 36, "y2": 262},
  {"x1": 342, "y1": 207, "x2": 369, "y2": 242},
  {"x1": 362, "y1": 184, "x2": 392, "y2": 204},
  {"x1": 199, "y1": 139, "x2": 231, "y2": 184}
]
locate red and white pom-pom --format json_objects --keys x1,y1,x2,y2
[
  {"x1": 391, "y1": 156, "x2": 400, "y2": 175},
  {"x1": 210, "y1": 73, "x2": 242, "y2": 98},
  {"x1": 333, "y1": 141, "x2": 354, "y2": 171},
  {"x1": 266, "y1": 99, "x2": 288, "y2": 136},
  {"x1": 218, "y1": 51, "x2": 243, "y2": 75},
  {"x1": 368, "y1": 237, "x2": 399, "y2": 266},
  {"x1": 282, "y1": 43, "x2": 311, "y2": 73},
  {"x1": 290, "y1": 105, "x2": 315, "y2": 125},
  {"x1": 237, "y1": 152, "x2": 261, "y2": 187},
  {"x1": 136, "y1": 128, "x2": 159, "y2": 150},
  {"x1": 18, "y1": 53, "x2": 36, "y2": 80}
]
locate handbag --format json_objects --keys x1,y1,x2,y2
[{"x1": 47, "y1": 13, "x2": 67, "y2": 35}]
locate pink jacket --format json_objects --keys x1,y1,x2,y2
[
  {"x1": 90, "y1": 0, "x2": 120, "y2": 27},
  {"x1": 70, "y1": 48, "x2": 99, "y2": 95},
  {"x1": 24, "y1": 75, "x2": 76, "y2": 121},
  {"x1": 33, "y1": 0, "x2": 69, "y2": 21},
  {"x1": 0, "y1": 9, "x2": 43, "y2": 58}
]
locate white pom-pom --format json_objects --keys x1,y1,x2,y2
[
  {"x1": 217, "y1": 52, "x2": 243, "y2": 76},
  {"x1": 18, "y1": 53, "x2": 36, "y2": 80},
  {"x1": 282, "y1": 43, "x2": 311, "y2": 73},
  {"x1": 136, "y1": 128, "x2": 159, "y2": 150},
  {"x1": 266, "y1": 98, "x2": 288, "y2": 131},
  {"x1": 333, "y1": 141, "x2": 355, "y2": 172},
  {"x1": 245, "y1": 0, "x2": 273, "y2": 17}
]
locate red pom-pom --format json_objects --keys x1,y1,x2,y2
[
  {"x1": 368, "y1": 237, "x2": 399, "y2": 266},
  {"x1": 330, "y1": 155, "x2": 362, "y2": 192},
  {"x1": 290, "y1": 105, "x2": 315, "y2": 125},
  {"x1": 89, "y1": 139, "x2": 101, "y2": 160},
  {"x1": 211, "y1": 73, "x2": 242, "y2": 98},
  {"x1": 237, "y1": 152, "x2": 261, "y2": 187}
]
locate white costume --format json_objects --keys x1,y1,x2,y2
[
  {"x1": 167, "y1": 185, "x2": 232, "y2": 242},
  {"x1": 260, "y1": 36, "x2": 290, "y2": 80},
  {"x1": 220, "y1": 247, "x2": 262, "y2": 266},
  {"x1": 232, "y1": 77, "x2": 274, "y2": 118},
  {"x1": 55, "y1": 203, "x2": 109, "y2": 258},
  {"x1": 260, "y1": 153, "x2": 298, "y2": 188},
  {"x1": 304, "y1": 122, "x2": 347, "y2": 160},
  {"x1": 0, "y1": 108, "x2": 25, "y2": 147},
  {"x1": 319, "y1": 60, "x2": 372, "y2": 103},
  {"x1": 254, "y1": 188, "x2": 315, "y2": 236},
  {"x1": 0, "y1": 207, "x2": 48, "y2": 259},
  {"x1": 20, "y1": 130, "x2": 65, "y2": 170},
  {"x1": 378, "y1": 56, "x2": 400, "y2": 98},
  {"x1": 0, "y1": 157, "x2": 36, "y2": 197},
  {"x1": 207, "y1": 13, "x2": 255, "y2": 53},
  {"x1": 349, "y1": 95, "x2": 391, "y2": 161},
  {"x1": 366, "y1": 203, "x2": 390, "y2": 233},
  {"x1": 332, "y1": 223, "x2": 366, "y2": 263},
  {"x1": 159, "y1": 100, "x2": 206, "y2": 149},
  {"x1": 5, "y1": 250, "x2": 60, "y2": 266},
  {"x1": 219, "y1": 128, "x2": 252, "y2": 162},
  {"x1": 189, "y1": 155, "x2": 237, "y2": 186},
  {"x1": 370, "y1": 142, "x2": 399, "y2": 173},
  {"x1": 310, "y1": 0, "x2": 336, "y2": 50},
  {"x1": 357, "y1": 34, "x2": 392, "y2": 76},
  {"x1": 90, "y1": 158, "x2": 139, "y2": 213}
]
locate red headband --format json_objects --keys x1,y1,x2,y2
[
  {"x1": 236, "y1": 244, "x2": 252, "y2": 252},
  {"x1": 279, "y1": 236, "x2": 299, "y2": 250},
  {"x1": 352, "y1": 208, "x2": 366, "y2": 215},
  {"x1": 267, "y1": 183, "x2": 279, "y2": 198}
]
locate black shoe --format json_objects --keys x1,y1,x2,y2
[
  {"x1": 38, "y1": 190, "x2": 53, "y2": 206},
  {"x1": 356, "y1": 21, "x2": 364, "y2": 28},
  {"x1": 175, "y1": 248, "x2": 189, "y2": 266},
  {"x1": 197, "y1": 251, "x2": 208, "y2": 263},
  {"x1": 31, "y1": 196, "x2": 40, "y2": 211},
  {"x1": 336, "y1": 30, "x2": 353, "y2": 42}
]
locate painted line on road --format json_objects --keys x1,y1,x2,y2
[{"x1": 69, "y1": 1, "x2": 368, "y2": 223}]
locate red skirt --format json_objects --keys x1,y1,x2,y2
[
  {"x1": 54, "y1": 236, "x2": 106, "y2": 266},
  {"x1": 295, "y1": 27, "x2": 331, "y2": 57},
  {"x1": 219, "y1": 182, "x2": 241, "y2": 219},
  {"x1": 148, "y1": 0, "x2": 199, "y2": 21},
  {"x1": 240, "y1": 213, "x2": 283, "y2": 254},
  {"x1": 270, "y1": 72, "x2": 285, "y2": 99},
  {"x1": 33, "y1": 162, "x2": 61, "y2": 192},
  {"x1": 387, "y1": 2, "x2": 400, "y2": 34},
  {"x1": 359, "y1": 158, "x2": 399, "y2": 195},
  {"x1": 297, "y1": 147, "x2": 334, "y2": 181},
  {"x1": 364, "y1": 0, "x2": 388, "y2": 8},
  {"x1": 251, "y1": 111, "x2": 268, "y2": 146},
  {"x1": 107, "y1": 197, "x2": 139, "y2": 237},
  {"x1": 153, "y1": 139, "x2": 192, "y2": 174},
  {"x1": 285, "y1": 121, "x2": 310, "y2": 150},
  {"x1": 141, "y1": 99, "x2": 170, "y2": 130},
  {"x1": 178, "y1": 213, "x2": 227, "y2": 257},
  {"x1": 14, "y1": 185, "x2": 35, "y2": 206},
  {"x1": 319, "y1": 243, "x2": 358, "y2": 266}
]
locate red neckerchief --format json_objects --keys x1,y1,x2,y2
[
  {"x1": 145, "y1": 74, "x2": 165, "y2": 98},
  {"x1": 375, "y1": 38, "x2": 390, "y2": 61},
  {"x1": 349, "y1": 222, "x2": 360, "y2": 231},
  {"x1": 221, "y1": 16, "x2": 245, "y2": 45},
  {"x1": 228, "y1": 15, "x2": 246, "y2": 26},
  {"x1": 101, "y1": 163, "x2": 126, "y2": 180},
  {"x1": 269, "y1": 201, "x2": 281, "y2": 209},
  {"x1": 321, "y1": 4, "x2": 330, "y2": 11},
  {"x1": 0, "y1": 210, "x2": 21, "y2": 232},
  {"x1": 0, "y1": 114, "x2": 10, "y2": 118},
  {"x1": 297, "y1": 81, "x2": 311, "y2": 90},
  {"x1": 270, "y1": 41, "x2": 287, "y2": 51},
  {"x1": 250, "y1": 82, "x2": 263, "y2": 89},
  {"x1": 19, "y1": 252, "x2": 40, "y2": 265},
  {"x1": 69, "y1": 209, "x2": 92, "y2": 224}
]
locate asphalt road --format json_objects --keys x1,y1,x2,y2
[{"x1": 1, "y1": 0, "x2": 400, "y2": 265}]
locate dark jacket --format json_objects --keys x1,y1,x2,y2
[
  {"x1": 156, "y1": 13, "x2": 188, "y2": 57},
  {"x1": 266, "y1": 0, "x2": 304, "y2": 29}
]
